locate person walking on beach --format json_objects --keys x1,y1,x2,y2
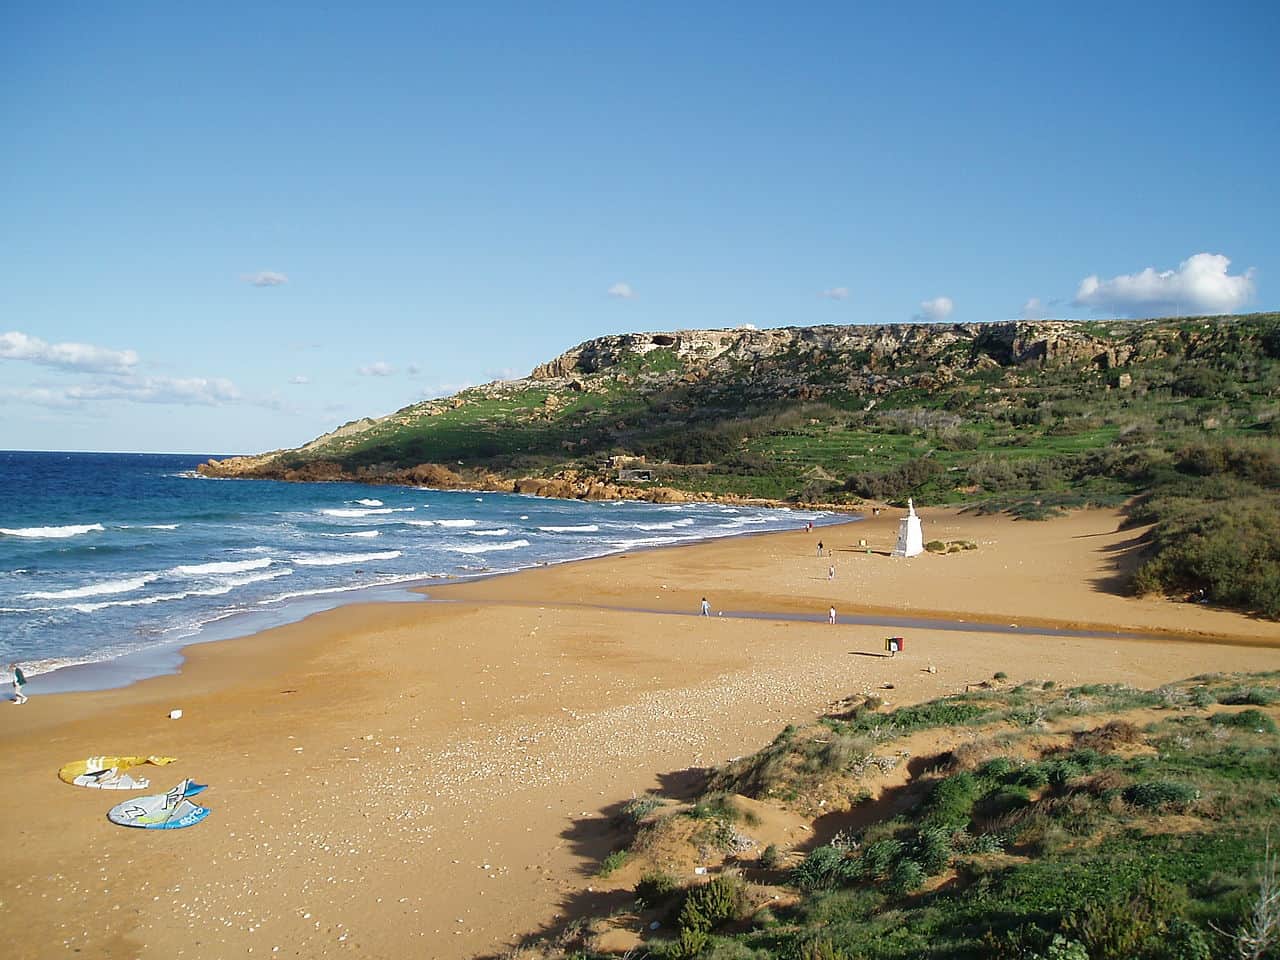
[
  {"x1": 816, "y1": 540, "x2": 824, "y2": 557},
  {"x1": 828, "y1": 606, "x2": 837, "y2": 625},
  {"x1": 9, "y1": 663, "x2": 27, "y2": 704},
  {"x1": 700, "y1": 597, "x2": 711, "y2": 617},
  {"x1": 828, "y1": 564, "x2": 835, "y2": 581}
]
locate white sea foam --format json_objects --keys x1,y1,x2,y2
[
  {"x1": 632, "y1": 518, "x2": 696, "y2": 530},
  {"x1": 141, "y1": 523, "x2": 180, "y2": 530},
  {"x1": 435, "y1": 519, "x2": 477, "y2": 528},
  {"x1": 323, "y1": 530, "x2": 381, "y2": 538},
  {"x1": 292, "y1": 550, "x2": 403, "y2": 567},
  {"x1": 320, "y1": 507, "x2": 414, "y2": 518},
  {"x1": 446, "y1": 539, "x2": 530, "y2": 555},
  {"x1": 520, "y1": 515, "x2": 530, "y2": 520},
  {"x1": 258, "y1": 571, "x2": 441, "y2": 605},
  {"x1": 0, "y1": 523, "x2": 105, "y2": 539},
  {"x1": 173, "y1": 557, "x2": 273, "y2": 576},
  {"x1": 22, "y1": 574, "x2": 159, "y2": 601},
  {"x1": 468, "y1": 528, "x2": 510, "y2": 536},
  {"x1": 538, "y1": 524, "x2": 599, "y2": 533},
  {"x1": 610, "y1": 536, "x2": 685, "y2": 549},
  {"x1": 68, "y1": 568, "x2": 294, "y2": 612},
  {"x1": 353, "y1": 499, "x2": 384, "y2": 507},
  {"x1": 404, "y1": 519, "x2": 436, "y2": 527}
]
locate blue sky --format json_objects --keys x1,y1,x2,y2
[{"x1": 2, "y1": 2, "x2": 1277, "y2": 454}]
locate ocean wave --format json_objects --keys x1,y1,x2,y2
[
  {"x1": 403, "y1": 519, "x2": 436, "y2": 527},
  {"x1": 632, "y1": 518, "x2": 696, "y2": 530},
  {"x1": 141, "y1": 523, "x2": 180, "y2": 530},
  {"x1": 0, "y1": 523, "x2": 105, "y2": 539},
  {"x1": 320, "y1": 507, "x2": 414, "y2": 518},
  {"x1": 323, "y1": 529, "x2": 381, "y2": 539},
  {"x1": 22, "y1": 574, "x2": 159, "y2": 601},
  {"x1": 446, "y1": 539, "x2": 530, "y2": 555},
  {"x1": 173, "y1": 557, "x2": 274, "y2": 576},
  {"x1": 67, "y1": 568, "x2": 294, "y2": 613},
  {"x1": 292, "y1": 550, "x2": 403, "y2": 567},
  {"x1": 353, "y1": 499, "x2": 384, "y2": 507},
  {"x1": 257, "y1": 571, "x2": 440, "y2": 605},
  {"x1": 468, "y1": 528, "x2": 510, "y2": 536},
  {"x1": 435, "y1": 519, "x2": 477, "y2": 528},
  {"x1": 610, "y1": 536, "x2": 686, "y2": 549},
  {"x1": 538, "y1": 524, "x2": 600, "y2": 533}
]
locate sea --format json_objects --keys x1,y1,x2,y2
[{"x1": 0, "y1": 451, "x2": 843, "y2": 692}]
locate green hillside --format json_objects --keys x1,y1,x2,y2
[{"x1": 202, "y1": 313, "x2": 1280, "y2": 618}]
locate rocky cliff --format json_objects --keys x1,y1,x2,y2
[{"x1": 198, "y1": 314, "x2": 1271, "y2": 503}]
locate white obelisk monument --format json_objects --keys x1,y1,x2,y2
[{"x1": 892, "y1": 498, "x2": 924, "y2": 558}]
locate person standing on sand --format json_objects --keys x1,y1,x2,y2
[
  {"x1": 10, "y1": 663, "x2": 27, "y2": 704},
  {"x1": 828, "y1": 606, "x2": 837, "y2": 625},
  {"x1": 700, "y1": 597, "x2": 711, "y2": 617},
  {"x1": 816, "y1": 540, "x2": 824, "y2": 557},
  {"x1": 828, "y1": 564, "x2": 835, "y2": 581}
]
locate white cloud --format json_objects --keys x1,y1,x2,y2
[
  {"x1": 607, "y1": 282, "x2": 636, "y2": 299},
  {"x1": 1073, "y1": 252, "x2": 1255, "y2": 316},
  {"x1": 821, "y1": 287, "x2": 850, "y2": 301},
  {"x1": 3, "y1": 376, "x2": 241, "y2": 408},
  {"x1": 1021, "y1": 297, "x2": 1047, "y2": 321},
  {"x1": 243, "y1": 271, "x2": 288, "y2": 287},
  {"x1": 358, "y1": 361, "x2": 394, "y2": 377},
  {"x1": 421, "y1": 381, "x2": 474, "y2": 399},
  {"x1": 914, "y1": 296, "x2": 954, "y2": 322},
  {"x1": 1, "y1": 331, "x2": 139, "y2": 373},
  {"x1": 289, "y1": 375, "x2": 309, "y2": 385}
]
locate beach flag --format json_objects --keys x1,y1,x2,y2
[{"x1": 885, "y1": 637, "x2": 904, "y2": 655}]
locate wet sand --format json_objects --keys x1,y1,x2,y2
[{"x1": 1, "y1": 507, "x2": 1276, "y2": 959}]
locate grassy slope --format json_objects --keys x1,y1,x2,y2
[
  {"x1": 536, "y1": 673, "x2": 1280, "y2": 960},
  {"x1": 253, "y1": 313, "x2": 1280, "y2": 617}
]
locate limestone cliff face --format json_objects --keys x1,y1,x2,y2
[{"x1": 528, "y1": 320, "x2": 1169, "y2": 383}]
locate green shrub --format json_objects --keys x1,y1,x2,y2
[
  {"x1": 1189, "y1": 687, "x2": 1216, "y2": 708},
  {"x1": 980, "y1": 757, "x2": 1018, "y2": 778},
  {"x1": 791, "y1": 846, "x2": 855, "y2": 891},
  {"x1": 1064, "y1": 876, "x2": 1187, "y2": 960},
  {"x1": 914, "y1": 825, "x2": 953, "y2": 874},
  {"x1": 1211, "y1": 708, "x2": 1278, "y2": 733},
  {"x1": 924, "y1": 772, "x2": 981, "y2": 831},
  {"x1": 860, "y1": 838, "x2": 904, "y2": 878},
  {"x1": 758, "y1": 843, "x2": 781, "y2": 870},
  {"x1": 678, "y1": 874, "x2": 743, "y2": 934},
  {"x1": 636, "y1": 870, "x2": 680, "y2": 907},
  {"x1": 925, "y1": 539, "x2": 947, "y2": 553},
  {"x1": 1217, "y1": 686, "x2": 1279, "y2": 706},
  {"x1": 618, "y1": 793, "x2": 663, "y2": 827},
  {"x1": 599, "y1": 849, "x2": 629, "y2": 876},
  {"x1": 1122, "y1": 781, "x2": 1200, "y2": 811},
  {"x1": 796, "y1": 938, "x2": 848, "y2": 960},
  {"x1": 889, "y1": 858, "x2": 926, "y2": 892},
  {"x1": 981, "y1": 785, "x2": 1033, "y2": 819}
]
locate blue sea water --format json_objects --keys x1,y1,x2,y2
[{"x1": 1, "y1": 451, "x2": 842, "y2": 686}]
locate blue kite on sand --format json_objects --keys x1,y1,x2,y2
[{"x1": 107, "y1": 778, "x2": 210, "y2": 830}]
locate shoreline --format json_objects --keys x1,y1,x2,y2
[
  {"x1": 15, "y1": 510, "x2": 858, "y2": 697},
  {"x1": 2, "y1": 506, "x2": 1276, "y2": 960}
]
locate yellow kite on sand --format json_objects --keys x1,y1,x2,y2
[{"x1": 58, "y1": 756, "x2": 177, "y2": 790}]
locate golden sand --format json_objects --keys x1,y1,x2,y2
[{"x1": 1, "y1": 507, "x2": 1276, "y2": 959}]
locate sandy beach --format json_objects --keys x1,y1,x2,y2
[{"x1": 1, "y1": 506, "x2": 1276, "y2": 960}]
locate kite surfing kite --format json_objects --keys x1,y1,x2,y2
[
  {"x1": 58, "y1": 755, "x2": 177, "y2": 789},
  {"x1": 107, "y1": 779, "x2": 210, "y2": 830}
]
